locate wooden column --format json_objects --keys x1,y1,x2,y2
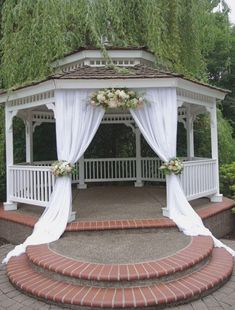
[
  {"x1": 4, "y1": 107, "x2": 18, "y2": 210},
  {"x1": 186, "y1": 105, "x2": 194, "y2": 159},
  {"x1": 208, "y1": 103, "x2": 222, "y2": 202},
  {"x1": 135, "y1": 127, "x2": 143, "y2": 187},
  {"x1": 77, "y1": 155, "x2": 87, "y2": 189},
  {"x1": 25, "y1": 112, "x2": 33, "y2": 163}
]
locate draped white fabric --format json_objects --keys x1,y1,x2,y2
[
  {"x1": 3, "y1": 90, "x2": 104, "y2": 263},
  {"x1": 130, "y1": 88, "x2": 235, "y2": 256}
]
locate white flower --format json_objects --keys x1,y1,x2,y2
[
  {"x1": 90, "y1": 88, "x2": 146, "y2": 110},
  {"x1": 107, "y1": 92, "x2": 114, "y2": 98},
  {"x1": 108, "y1": 100, "x2": 118, "y2": 108},
  {"x1": 119, "y1": 90, "x2": 129, "y2": 99},
  {"x1": 117, "y1": 100, "x2": 124, "y2": 107},
  {"x1": 97, "y1": 94, "x2": 106, "y2": 102},
  {"x1": 65, "y1": 165, "x2": 72, "y2": 172}
]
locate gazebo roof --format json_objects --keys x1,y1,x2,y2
[
  {"x1": 52, "y1": 65, "x2": 182, "y2": 80},
  {"x1": 0, "y1": 47, "x2": 230, "y2": 103}
]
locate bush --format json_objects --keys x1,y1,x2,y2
[{"x1": 220, "y1": 162, "x2": 235, "y2": 199}]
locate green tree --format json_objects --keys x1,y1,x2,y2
[{"x1": 0, "y1": 0, "x2": 227, "y2": 89}]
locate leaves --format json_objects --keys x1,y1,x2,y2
[{"x1": 0, "y1": 0, "x2": 232, "y2": 88}]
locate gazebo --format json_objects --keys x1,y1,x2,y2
[
  {"x1": 0, "y1": 47, "x2": 226, "y2": 219},
  {"x1": 1, "y1": 46, "x2": 235, "y2": 309}
]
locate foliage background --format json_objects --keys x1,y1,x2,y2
[{"x1": 0, "y1": 0, "x2": 235, "y2": 200}]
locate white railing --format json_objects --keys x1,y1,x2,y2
[
  {"x1": 9, "y1": 165, "x2": 55, "y2": 207},
  {"x1": 180, "y1": 158, "x2": 217, "y2": 201},
  {"x1": 84, "y1": 158, "x2": 136, "y2": 182},
  {"x1": 141, "y1": 157, "x2": 165, "y2": 181},
  {"x1": 9, "y1": 157, "x2": 217, "y2": 207}
]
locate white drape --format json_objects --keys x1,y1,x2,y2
[
  {"x1": 130, "y1": 88, "x2": 235, "y2": 256},
  {"x1": 3, "y1": 90, "x2": 104, "y2": 263}
]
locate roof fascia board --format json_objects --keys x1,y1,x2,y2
[
  {"x1": 176, "y1": 78, "x2": 227, "y2": 100},
  {"x1": 0, "y1": 80, "x2": 55, "y2": 103},
  {"x1": 0, "y1": 76, "x2": 227, "y2": 104},
  {"x1": 53, "y1": 78, "x2": 178, "y2": 89}
]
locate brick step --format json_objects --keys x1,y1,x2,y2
[
  {"x1": 66, "y1": 218, "x2": 175, "y2": 232},
  {"x1": 7, "y1": 248, "x2": 233, "y2": 309},
  {"x1": 26, "y1": 236, "x2": 213, "y2": 287}
]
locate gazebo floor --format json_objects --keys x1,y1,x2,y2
[
  {"x1": 16, "y1": 185, "x2": 217, "y2": 221},
  {"x1": 0, "y1": 185, "x2": 234, "y2": 240}
]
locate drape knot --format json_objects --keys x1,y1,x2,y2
[
  {"x1": 51, "y1": 160, "x2": 74, "y2": 177},
  {"x1": 159, "y1": 158, "x2": 183, "y2": 176}
]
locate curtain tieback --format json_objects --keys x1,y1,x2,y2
[
  {"x1": 159, "y1": 158, "x2": 183, "y2": 176},
  {"x1": 51, "y1": 160, "x2": 74, "y2": 177}
]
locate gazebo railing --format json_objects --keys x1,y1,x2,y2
[
  {"x1": 180, "y1": 158, "x2": 217, "y2": 200},
  {"x1": 8, "y1": 165, "x2": 55, "y2": 207},
  {"x1": 84, "y1": 158, "x2": 137, "y2": 181},
  {"x1": 8, "y1": 157, "x2": 217, "y2": 206}
]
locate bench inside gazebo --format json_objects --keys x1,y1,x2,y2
[{"x1": 1, "y1": 47, "x2": 225, "y2": 220}]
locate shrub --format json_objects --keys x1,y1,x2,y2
[{"x1": 220, "y1": 162, "x2": 235, "y2": 199}]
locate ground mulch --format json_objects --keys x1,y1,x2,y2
[
  {"x1": 0, "y1": 237, "x2": 9, "y2": 246},
  {"x1": 223, "y1": 229, "x2": 235, "y2": 240}
]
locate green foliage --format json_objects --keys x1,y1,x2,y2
[
  {"x1": 0, "y1": 106, "x2": 5, "y2": 201},
  {"x1": 86, "y1": 125, "x2": 135, "y2": 159},
  {"x1": 220, "y1": 162, "x2": 235, "y2": 198},
  {"x1": 0, "y1": 0, "x2": 228, "y2": 89},
  {"x1": 190, "y1": 110, "x2": 235, "y2": 164},
  {"x1": 214, "y1": 25, "x2": 235, "y2": 136},
  {"x1": 33, "y1": 124, "x2": 57, "y2": 161},
  {"x1": 13, "y1": 117, "x2": 25, "y2": 163},
  {"x1": 217, "y1": 110, "x2": 235, "y2": 163}
]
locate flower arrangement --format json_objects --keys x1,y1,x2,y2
[
  {"x1": 90, "y1": 88, "x2": 145, "y2": 110},
  {"x1": 159, "y1": 158, "x2": 183, "y2": 176},
  {"x1": 51, "y1": 160, "x2": 74, "y2": 177}
]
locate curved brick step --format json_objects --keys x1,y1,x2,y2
[
  {"x1": 26, "y1": 236, "x2": 213, "y2": 287},
  {"x1": 7, "y1": 248, "x2": 233, "y2": 309}
]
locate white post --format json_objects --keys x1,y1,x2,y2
[
  {"x1": 208, "y1": 103, "x2": 223, "y2": 202},
  {"x1": 135, "y1": 127, "x2": 143, "y2": 187},
  {"x1": 4, "y1": 107, "x2": 18, "y2": 210},
  {"x1": 186, "y1": 105, "x2": 194, "y2": 159},
  {"x1": 25, "y1": 112, "x2": 33, "y2": 163},
  {"x1": 77, "y1": 155, "x2": 87, "y2": 189}
]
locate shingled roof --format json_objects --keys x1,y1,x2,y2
[
  {"x1": 52, "y1": 65, "x2": 183, "y2": 80},
  {"x1": 0, "y1": 64, "x2": 229, "y2": 95}
]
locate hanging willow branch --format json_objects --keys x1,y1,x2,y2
[{"x1": 0, "y1": 0, "x2": 229, "y2": 89}]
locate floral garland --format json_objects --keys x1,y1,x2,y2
[
  {"x1": 159, "y1": 158, "x2": 183, "y2": 176},
  {"x1": 90, "y1": 88, "x2": 145, "y2": 110},
  {"x1": 51, "y1": 160, "x2": 74, "y2": 177}
]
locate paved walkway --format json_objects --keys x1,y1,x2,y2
[{"x1": 0, "y1": 242, "x2": 235, "y2": 309}]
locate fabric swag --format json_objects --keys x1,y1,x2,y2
[
  {"x1": 130, "y1": 88, "x2": 235, "y2": 256},
  {"x1": 3, "y1": 90, "x2": 104, "y2": 263}
]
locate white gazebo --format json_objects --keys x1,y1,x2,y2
[
  {"x1": 0, "y1": 47, "x2": 226, "y2": 220},
  {"x1": 2, "y1": 46, "x2": 235, "y2": 264}
]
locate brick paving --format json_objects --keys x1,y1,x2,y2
[{"x1": 0, "y1": 242, "x2": 235, "y2": 309}]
